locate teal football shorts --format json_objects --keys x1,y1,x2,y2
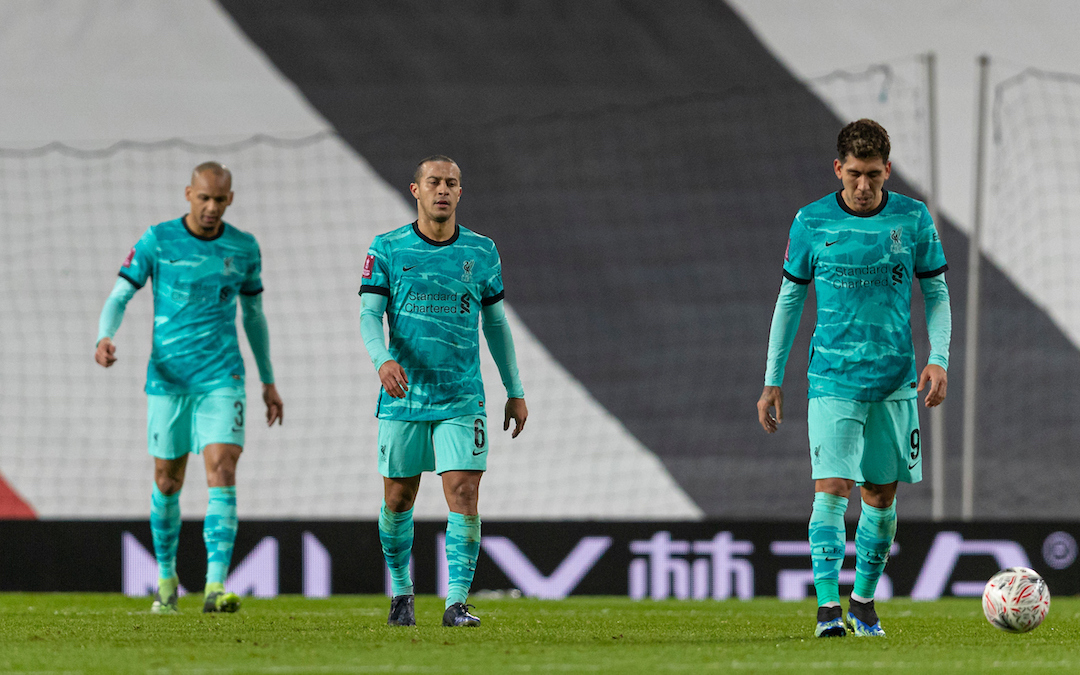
[
  {"x1": 378, "y1": 414, "x2": 489, "y2": 477},
  {"x1": 807, "y1": 396, "x2": 922, "y2": 485},
  {"x1": 146, "y1": 387, "x2": 246, "y2": 459}
]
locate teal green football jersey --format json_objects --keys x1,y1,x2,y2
[
  {"x1": 783, "y1": 190, "x2": 948, "y2": 401},
  {"x1": 360, "y1": 222, "x2": 505, "y2": 421},
  {"x1": 119, "y1": 216, "x2": 263, "y2": 395}
]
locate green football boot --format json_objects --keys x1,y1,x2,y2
[
  {"x1": 202, "y1": 582, "x2": 241, "y2": 614},
  {"x1": 150, "y1": 577, "x2": 180, "y2": 615}
]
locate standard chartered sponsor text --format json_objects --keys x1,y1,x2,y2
[
  {"x1": 826, "y1": 263, "x2": 894, "y2": 289},
  {"x1": 832, "y1": 264, "x2": 891, "y2": 277},
  {"x1": 406, "y1": 291, "x2": 460, "y2": 314}
]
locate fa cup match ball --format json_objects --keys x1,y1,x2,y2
[{"x1": 982, "y1": 567, "x2": 1050, "y2": 633}]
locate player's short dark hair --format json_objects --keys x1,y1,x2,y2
[
  {"x1": 413, "y1": 155, "x2": 459, "y2": 183},
  {"x1": 191, "y1": 161, "x2": 232, "y2": 185},
  {"x1": 837, "y1": 119, "x2": 890, "y2": 163}
]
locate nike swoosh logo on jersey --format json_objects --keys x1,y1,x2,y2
[
  {"x1": 908, "y1": 461, "x2": 920, "y2": 470},
  {"x1": 402, "y1": 265, "x2": 417, "y2": 271},
  {"x1": 825, "y1": 240, "x2": 839, "y2": 247},
  {"x1": 472, "y1": 448, "x2": 487, "y2": 456}
]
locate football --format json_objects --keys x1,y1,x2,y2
[{"x1": 982, "y1": 567, "x2": 1051, "y2": 633}]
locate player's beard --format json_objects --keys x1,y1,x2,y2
[
  {"x1": 199, "y1": 215, "x2": 222, "y2": 232},
  {"x1": 429, "y1": 206, "x2": 453, "y2": 224}
]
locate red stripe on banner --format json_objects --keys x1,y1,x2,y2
[{"x1": 0, "y1": 473, "x2": 36, "y2": 519}]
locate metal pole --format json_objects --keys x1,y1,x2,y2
[
  {"x1": 924, "y1": 52, "x2": 946, "y2": 522},
  {"x1": 962, "y1": 55, "x2": 990, "y2": 521}
]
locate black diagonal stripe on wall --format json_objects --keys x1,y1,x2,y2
[{"x1": 219, "y1": 0, "x2": 1080, "y2": 518}]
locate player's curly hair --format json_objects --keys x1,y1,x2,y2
[
  {"x1": 837, "y1": 119, "x2": 890, "y2": 162},
  {"x1": 413, "y1": 155, "x2": 460, "y2": 183}
]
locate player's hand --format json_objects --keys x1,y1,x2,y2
[
  {"x1": 918, "y1": 364, "x2": 947, "y2": 408},
  {"x1": 263, "y1": 383, "x2": 284, "y2": 426},
  {"x1": 95, "y1": 338, "x2": 117, "y2": 368},
  {"x1": 757, "y1": 386, "x2": 783, "y2": 433},
  {"x1": 504, "y1": 398, "x2": 528, "y2": 438},
  {"x1": 378, "y1": 360, "x2": 409, "y2": 399}
]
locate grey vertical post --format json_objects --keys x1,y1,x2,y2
[
  {"x1": 924, "y1": 52, "x2": 946, "y2": 521},
  {"x1": 963, "y1": 55, "x2": 991, "y2": 521}
]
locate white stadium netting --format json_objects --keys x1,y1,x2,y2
[
  {"x1": 0, "y1": 133, "x2": 701, "y2": 520},
  {"x1": 808, "y1": 55, "x2": 932, "y2": 196},
  {"x1": 987, "y1": 68, "x2": 1080, "y2": 350}
]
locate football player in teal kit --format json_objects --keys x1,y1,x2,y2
[
  {"x1": 95, "y1": 163, "x2": 283, "y2": 614},
  {"x1": 360, "y1": 156, "x2": 527, "y2": 628},
  {"x1": 757, "y1": 120, "x2": 952, "y2": 637}
]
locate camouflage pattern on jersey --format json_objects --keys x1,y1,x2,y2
[
  {"x1": 119, "y1": 216, "x2": 263, "y2": 395},
  {"x1": 783, "y1": 191, "x2": 948, "y2": 401},
  {"x1": 360, "y1": 222, "x2": 504, "y2": 421}
]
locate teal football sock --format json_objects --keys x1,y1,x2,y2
[
  {"x1": 150, "y1": 485, "x2": 181, "y2": 580},
  {"x1": 379, "y1": 501, "x2": 415, "y2": 597},
  {"x1": 809, "y1": 492, "x2": 848, "y2": 607},
  {"x1": 203, "y1": 486, "x2": 238, "y2": 586},
  {"x1": 444, "y1": 512, "x2": 481, "y2": 608},
  {"x1": 853, "y1": 499, "x2": 897, "y2": 600}
]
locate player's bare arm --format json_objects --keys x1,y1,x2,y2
[
  {"x1": 95, "y1": 337, "x2": 117, "y2": 368},
  {"x1": 377, "y1": 360, "x2": 409, "y2": 399},
  {"x1": 504, "y1": 398, "x2": 528, "y2": 438},
  {"x1": 262, "y1": 383, "x2": 284, "y2": 425},
  {"x1": 757, "y1": 385, "x2": 783, "y2": 433},
  {"x1": 917, "y1": 364, "x2": 947, "y2": 408}
]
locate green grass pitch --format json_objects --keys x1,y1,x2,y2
[{"x1": 2, "y1": 594, "x2": 1078, "y2": 674}]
